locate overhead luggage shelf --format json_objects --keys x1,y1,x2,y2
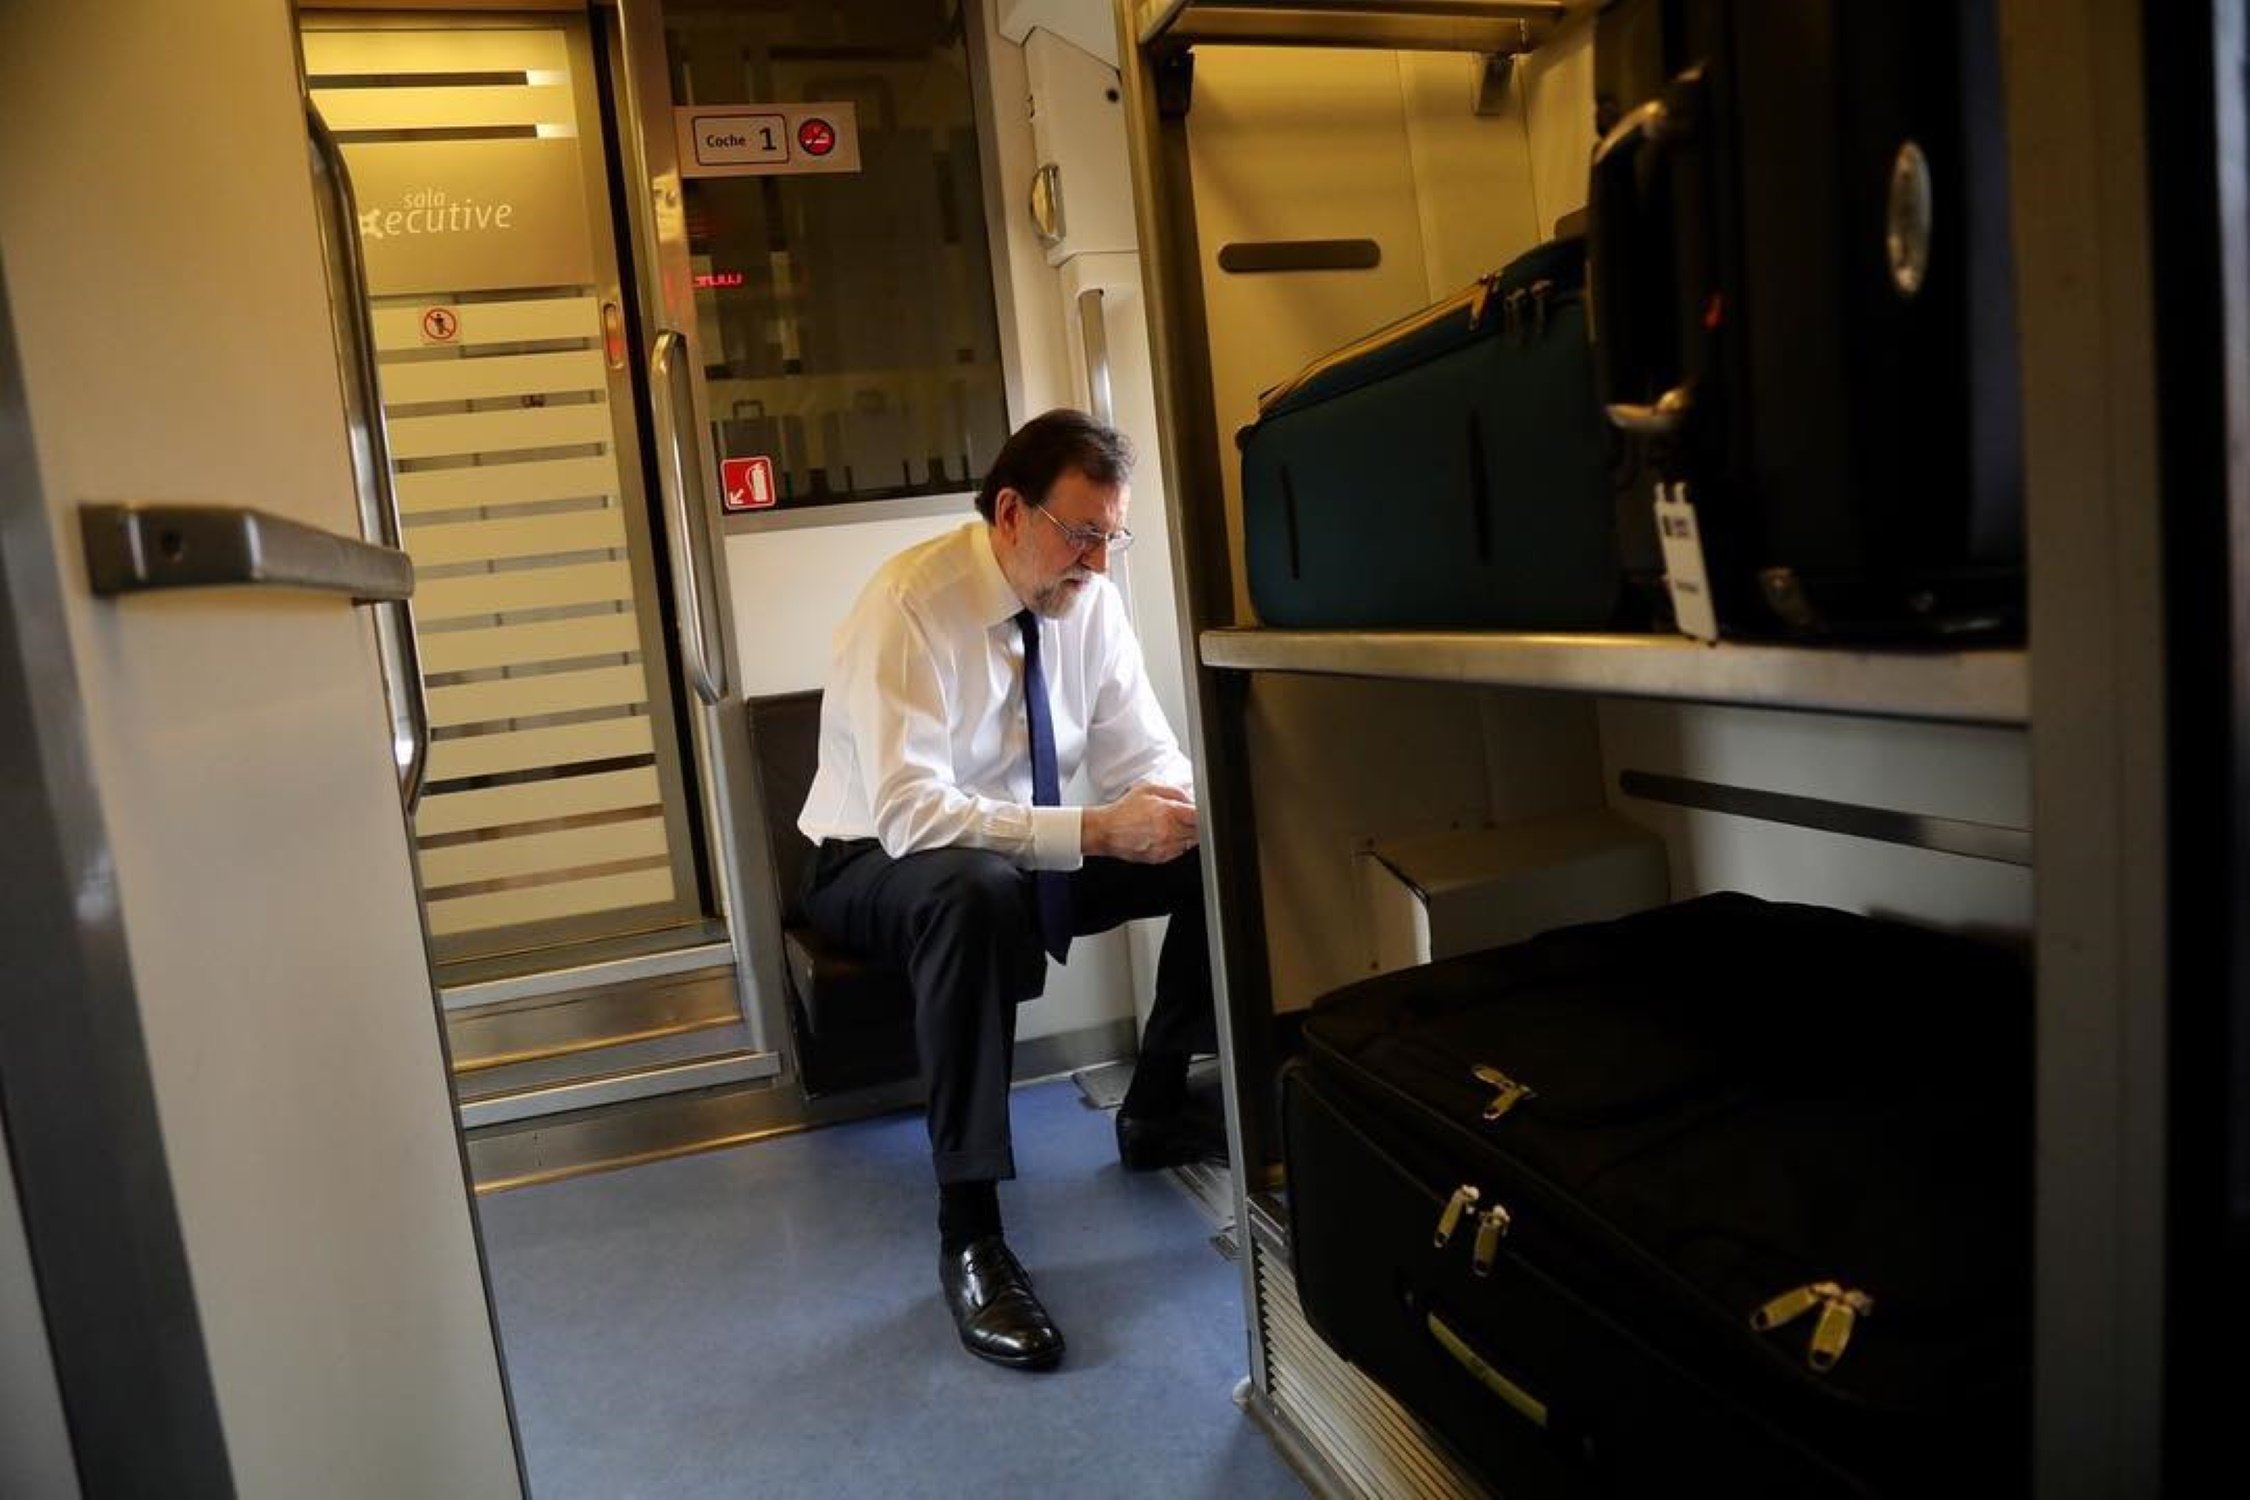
[
  {"x1": 1136, "y1": 0, "x2": 1574, "y2": 53},
  {"x1": 1198, "y1": 628, "x2": 2029, "y2": 725}
]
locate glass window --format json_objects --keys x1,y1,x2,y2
[{"x1": 664, "y1": 0, "x2": 1010, "y2": 512}]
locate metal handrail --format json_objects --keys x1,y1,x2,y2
[
  {"x1": 1078, "y1": 288, "x2": 1114, "y2": 427},
  {"x1": 80, "y1": 503, "x2": 415, "y2": 602},
  {"x1": 307, "y1": 103, "x2": 431, "y2": 811},
  {"x1": 651, "y1": 330, "x2": 730, "y2": 704}
]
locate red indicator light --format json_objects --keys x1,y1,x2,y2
[{"x1": 601, "y1": 301, "x2": 626, "y2": 370}]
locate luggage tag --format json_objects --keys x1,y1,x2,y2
[{"x1": 1653, "y1": 480, "x2": 1720, "y2": 643}]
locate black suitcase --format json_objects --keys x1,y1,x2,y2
[
  {"x1": 1587, "y1": 0, "x2": 2023, "y2": 640},
  {"x1": 1280, "y1": 893, "x2": 2031, "y2": 1496},
  {"x1": 1238, "y1": 237, "x2": 1628, "y2": 631}
]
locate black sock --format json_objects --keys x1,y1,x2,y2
[
  {"x1": 1120, "y1": 1049, "x2": 1188, "y2": 1118},
  {"x1": 939, "y1": 1181, "x2": 1002, "y2": 1254}
]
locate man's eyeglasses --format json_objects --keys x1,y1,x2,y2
[{"x1": 1029, "y1": 502, "x2": 1135, "y2": 555}]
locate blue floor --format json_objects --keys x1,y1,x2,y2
[{"x1": 476, "y1": 1079, "x2": 1308, "y2": 1499}]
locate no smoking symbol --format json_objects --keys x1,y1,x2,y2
[{"x1": 797, "y1": 117, "x2": 836, "y2": 157}]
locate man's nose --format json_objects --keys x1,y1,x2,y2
[{"x1": 1081, "y1": 538, "x2": 1111, "y2": 573}]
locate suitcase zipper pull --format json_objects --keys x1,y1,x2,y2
[
  {"x1": 1469, "y1": 276, "x2": 1497, "y2": 329},
  {"x1": 1750, "y1": 1281, "x2": 1875, "y2": 1373},
  {"x1": 1808, "y1": 1288, "x2": 1876, "y2": 1372},
  {"x1": 1471, "y1": 1065, "x2": 1536, "y2": 1122},
  {"x1": 1434, "y1": 1184, "x2": 1481, "y2": 1248},
  {"x1": 1471, "y1": 1203, "x2": 1512, "y2": 1277},
  {"x1": 1529, "y1": 280, "x2": 1552, "y2": 338},
  {"x1": 1750, "y1": 1280, "x2": 1840, "y2": 1333}
]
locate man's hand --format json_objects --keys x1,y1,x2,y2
[{"x1": 1082, "y1": 783, "x2": 1199, "y2": 864}]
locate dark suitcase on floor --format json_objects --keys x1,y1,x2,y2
[
  {"x1": 1587, "y1": 0, "x2": 2023, "y2": 640},
  {"x1": 1280, "y1": 893, "x2": 2031, "y2": 1497},
  {"x1": 1238, "y1": 237, "x2": 1627, "y2": 630}
]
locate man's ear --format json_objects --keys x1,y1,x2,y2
[{"x1": 992, "y1": 485, "x2": 1025, "y2": 539}]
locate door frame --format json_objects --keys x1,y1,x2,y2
[
  {"x1": 602, "y1": 0, "x2": 797, "y2": 1068},
  {"x1": 0, "y1": 254, "x2": 237, "y2": 1500}
]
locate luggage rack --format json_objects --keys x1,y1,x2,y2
[
  {"x1": 1122, "y1": 1, "x2": 2169, "y2": 1492},
  {"x1": 1198, "y1": 627, "x2": 2030, "y2": 726},
  {"x1": 1136, "y1": 0, "x2": 1578, "y2": 53}
]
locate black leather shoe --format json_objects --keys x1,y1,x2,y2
[
  {"x1": 1115, "y1": 1105, "x2": 1229, "y2": 1172},
  {"x1": 940, "y1": 1236, "x2": 1065, "y2": 1371}
]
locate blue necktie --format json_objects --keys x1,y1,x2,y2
[{"x1": 1016, "y1": 609, "x2": 1073, "y2": 963}]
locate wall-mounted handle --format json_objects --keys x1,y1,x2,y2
[
  {"x1": 81, "y1": 503, "x2": 415, "y2": 602},
  {"x1": 1030, "y1": 163, "x2": 1066, "y2": 249},
  {"x1": 307, "y1": 103, "x2": 430, "y2": 811},
  {"x1": 651, "y1": 330, "x2": 729, "y2": 705},
  {"x1": 1076, "y1": 287, "x2": 1113, "y2": 426},
  {"x1": 1072, "y1": 286, "x2": 1135, "y2": 613}
]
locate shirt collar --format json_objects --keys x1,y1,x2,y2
[{"x1": 967, "y1": 520, "x2": 1030, "y2": 630}]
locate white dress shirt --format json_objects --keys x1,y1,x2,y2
[{"x1": 798, "y1": 520, "x2": 1194, "y2": 870}]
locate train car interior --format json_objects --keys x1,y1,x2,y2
[{"x1": 1, "y1": 0, "x2": 2244, "y2": 1496}]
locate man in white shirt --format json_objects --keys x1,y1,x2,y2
[{"x1": 799, "y1": 409, "x2": 1218, "y2": 1372}]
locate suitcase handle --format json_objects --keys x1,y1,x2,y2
[
  {"x1": 1587, "y1": 70, "x2": 1706, "y2": 439},
  {"x1": 1606, "y1": 382, "x2": 1693, "y2": 437}
]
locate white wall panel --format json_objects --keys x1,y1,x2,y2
[{"x1": 725, "y1": 514, "x2": 967, "y2": 697}]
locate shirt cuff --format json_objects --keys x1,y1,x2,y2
[{"x1": 1028, "y1": 805, "x2": 1084, "y2": 871}]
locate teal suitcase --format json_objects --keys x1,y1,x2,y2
[{"x1": 1239, "y1": 237, "x2": 1626, "y2": 630}]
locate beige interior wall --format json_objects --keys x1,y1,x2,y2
[
  {"x1": 1249, "y1": 679, "x2": 1606, "y2": 1010},
  {"x1": 0, "y1": 1108, "x2": 76, "y2": 1499},
  {"x1": 1520, "y1": 12, "x2": 1599, "y2": 235},
  {"x1": 1598, "y1": 702, "x2": 2035, "y2": 942},
  {"x1": 0, "y1": 2, "x2": 521, "y2": 1492}
]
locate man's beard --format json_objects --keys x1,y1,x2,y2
[{"x1": 1029, "y1": 571, "x2": 1091, "y2": 617}]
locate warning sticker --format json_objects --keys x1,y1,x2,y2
[
  {"x1": 419, "y1": 306, "x2": 461, "y2": 345},
  {"x1": 721, "y1": 456, "x2": 777, "y2": 512}
]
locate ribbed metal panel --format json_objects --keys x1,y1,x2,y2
[{"x1": 1253, "y1": 1236, "x2": 1484, "y2": 1500}]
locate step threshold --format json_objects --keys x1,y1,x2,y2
[
  {"x1": 457, "y1": 1048, "x2": 780, "y2": 1130},
  {"x1": 441, "y1": 941, "x2": 735, "y2": 1012}
]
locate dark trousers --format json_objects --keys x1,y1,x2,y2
[{"x1": 802, "y1": 840, "x2": 1216, "y2": 1185}]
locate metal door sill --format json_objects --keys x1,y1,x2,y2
[
  {"x1": 440, "y1": 940, "x2": 734, "y2": 1011},
  {"x1": 455, "y1": 1048, "x2": 780, "y2": 1129}
]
